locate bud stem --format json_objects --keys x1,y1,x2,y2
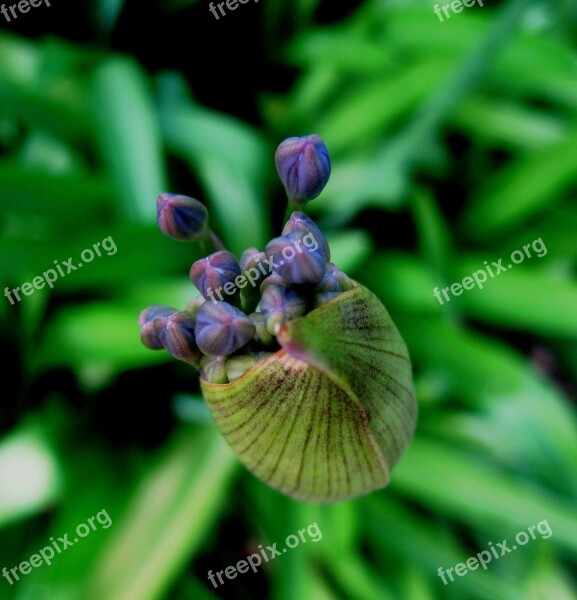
[
  {"x1": 201, "y1": 230, "x2": 227, "y2": 257},
  {"x1": 283, "y1": 205, "x2": 295, "y2": 227},
  {"x1": 208, "y1": 230, "x2": 227, "y2": 252}
]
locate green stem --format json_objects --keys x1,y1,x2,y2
[
  {"x1": 208, "y1": 230, "x2": 226, "y2": 252},
  {"x1": 200, "y1": 230, "x2": 227, "y2": 256},
  {"x1": 283, "y1": 203, "x2": 295, "y2": 226}
]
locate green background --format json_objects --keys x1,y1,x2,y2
[{"x1": 1, "y1": 0, "x2": 576, "y2": 598}]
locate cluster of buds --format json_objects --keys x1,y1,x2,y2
[
  {"x1": 139, "y1": 135, "x2": 348, "y2": 384},
  {"x1": 138, "y1": 134, "x2": 418, "y2": 503}
]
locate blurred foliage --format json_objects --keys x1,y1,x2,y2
[{"x1": 1, "y1": 0, "x2": 577, "y2": 599}]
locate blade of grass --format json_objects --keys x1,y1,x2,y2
[
  {"x1": 83, "y1": 424, "x2": 238, "y2": 600},
  {"x1": 460, "y1": 129, "x2": 577, "y2": 239},
  {"x1": 92, "y1": 57, "x2": 167, "y2": 223},
  {"x1": 392, "y1": 437, "x2": 577, "y2": 559}
]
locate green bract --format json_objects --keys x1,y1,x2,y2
[{"x1": 201, "y1": 283, "x2": 417, "y2": 503}]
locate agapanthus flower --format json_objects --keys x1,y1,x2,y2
[{"x1": 138, "y1": 135, "x2": 416, "y2": 502}]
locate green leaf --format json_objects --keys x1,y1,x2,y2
[
  {"x1": 0, "y1": 224, "x2": 200, "y2": 290},
  {"x1": 392, "y1": 437, "x2": 577, "y2": 559},
  {"x1": 363, "y1": 494, "x2": 526, "y2": 600},
  {"x1": 201, "y1": 284, "x2": 417, "y2": 502},
  {"x1": 460, "y1": 129, "x2": 577, "y2": 238},
  {"x1": 313, "y1": 0, "x2": 534, "y2": 220},
  {"x1": 82, "y1": 425, "x2": 238, "y2": 600},
  {"x1": 0, "y1": 162, "x2": 113, "y2": 220},
  {"x1": 316, "y1": 59, "x2": 451, "y2": 155},
  {"x1": 32, "y1": 303, "x2": 169, "y2": 375},
  {"x1": 452, "y1": 95, "x2": 567, "y2": 151},
  {"x1": 410, "y1": 187, "x2": 452, "y2": 279},
  {"x1": 92, "y1": 57, "x2": 167, "y2": 223},
  {"x1": 395, "y1": 315, "x2": 577, "y2": 498},
  {"x1": 287, "y1": 29, "x2": 394, "y2": 73},
  {"x1": 95, "y1": 0, "x2": 126, "y2": 33},
  {"x1": 360, "y1": 253, "x2": 440, "y2": 314},
  {"x1": 451, "y1": 258, "x2": 577, "y2": 337},
  {"x1": 0, "y1": 33, "x2": 92, "y2": 142}
]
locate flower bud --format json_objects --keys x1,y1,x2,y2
[
  {"x1": 190, "y1": 251, "x2": 242, "y2": 302},
  {"x1": 239, "y1": 248, "x2": 268, "y2": 312},
  {"x1": 225, "y1": 354, "x2": 257, "y2": 383},
  {"x1": 265, "y1": 231, "x2": 327, "y2": 285},
  {"x1": 139, "y1": 306, "x2": 176, "y2": 349},
  {"x1": 159, "y1": 311, "x2": 202, "y2": 365},
  {"x1": 156, "y1": 193, "x2": 208, "y2": 241},
  {"x1": 261, "y1": 284, "x2": 307, "y2": 335},
  {"x1": 200, "y1": 355, "x2": 228, "y2": 384},
  {"x1": 275, "y1": 134, "x2": 331, "y2": 206},
  {"x1": 314, "y1": 263, "x2": 354, "y2": 305},
  {"x1": 140, "y1": 319, "x2": 164, "y2": 350},
  {"x1": 282, "y1": 211, "x2": 330, "y2": 261},
  {"x1": 240, "y1": 248, "x2": 268, "y2": 281},
  {"x1": 195, "y1": 301, "x2": 256, "y2": 356},
  {"x1": 259, "y1": 271, "x2": 291, "y2": 292},
  {"x1": 138, "y1": 305, "x2": 176, "y2": 327}
]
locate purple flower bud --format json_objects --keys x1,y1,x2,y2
[
  {"x1": 159, "y1": 311, "x2": 202, "y2": 365},
  {"x1": 259, "y1": 271, "x2": 291, "y2": 292},
  {"x1": 200, "y1": 355, "x2": 228, "y2": 384},
  {"x1": 138, "y1": 305, "x2": 177, "y2": 327},
  {"x1": 139, "y1": 306, "x2": 177, "y2": 349},
  {"x1": 265, "y1": 230, "x2": 327, "y2": 285},
  {"x1": 189, "y1": 251, "x2": 242, "y2": 302},
  {"x1": 275, "y1": 135, "x2": 331, "y2": 206},
  {"x1": 282, "y1": 211, "x2": 330, "y2": 261},
  {"x1": 225, "y1": 354, "x2": 257, "y2": 382},
  {"x1": 238, "y1": 247, "x2": 269, "y2": 313},
  {"x1": 261, "y1": 284, "x2": 307, "y2": 335},
  {"x1": 240, "y1": 247, "x2": 269, "y2": 286},
  {"x1": 195, "y1": 301, "x2": 256, "y2": 356},
  {"x1": 157, "y1": 193, "x2": 208, "y2": 241},
  {"x1": 314, "y1": 263, "x2": 354, "y2": 306},
  {"x1": 140, "y1": 317, "x2": 168, "y2": 350},
  {"x1": 240, "y1": 247, "x2": 265, "y2": 273}
]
